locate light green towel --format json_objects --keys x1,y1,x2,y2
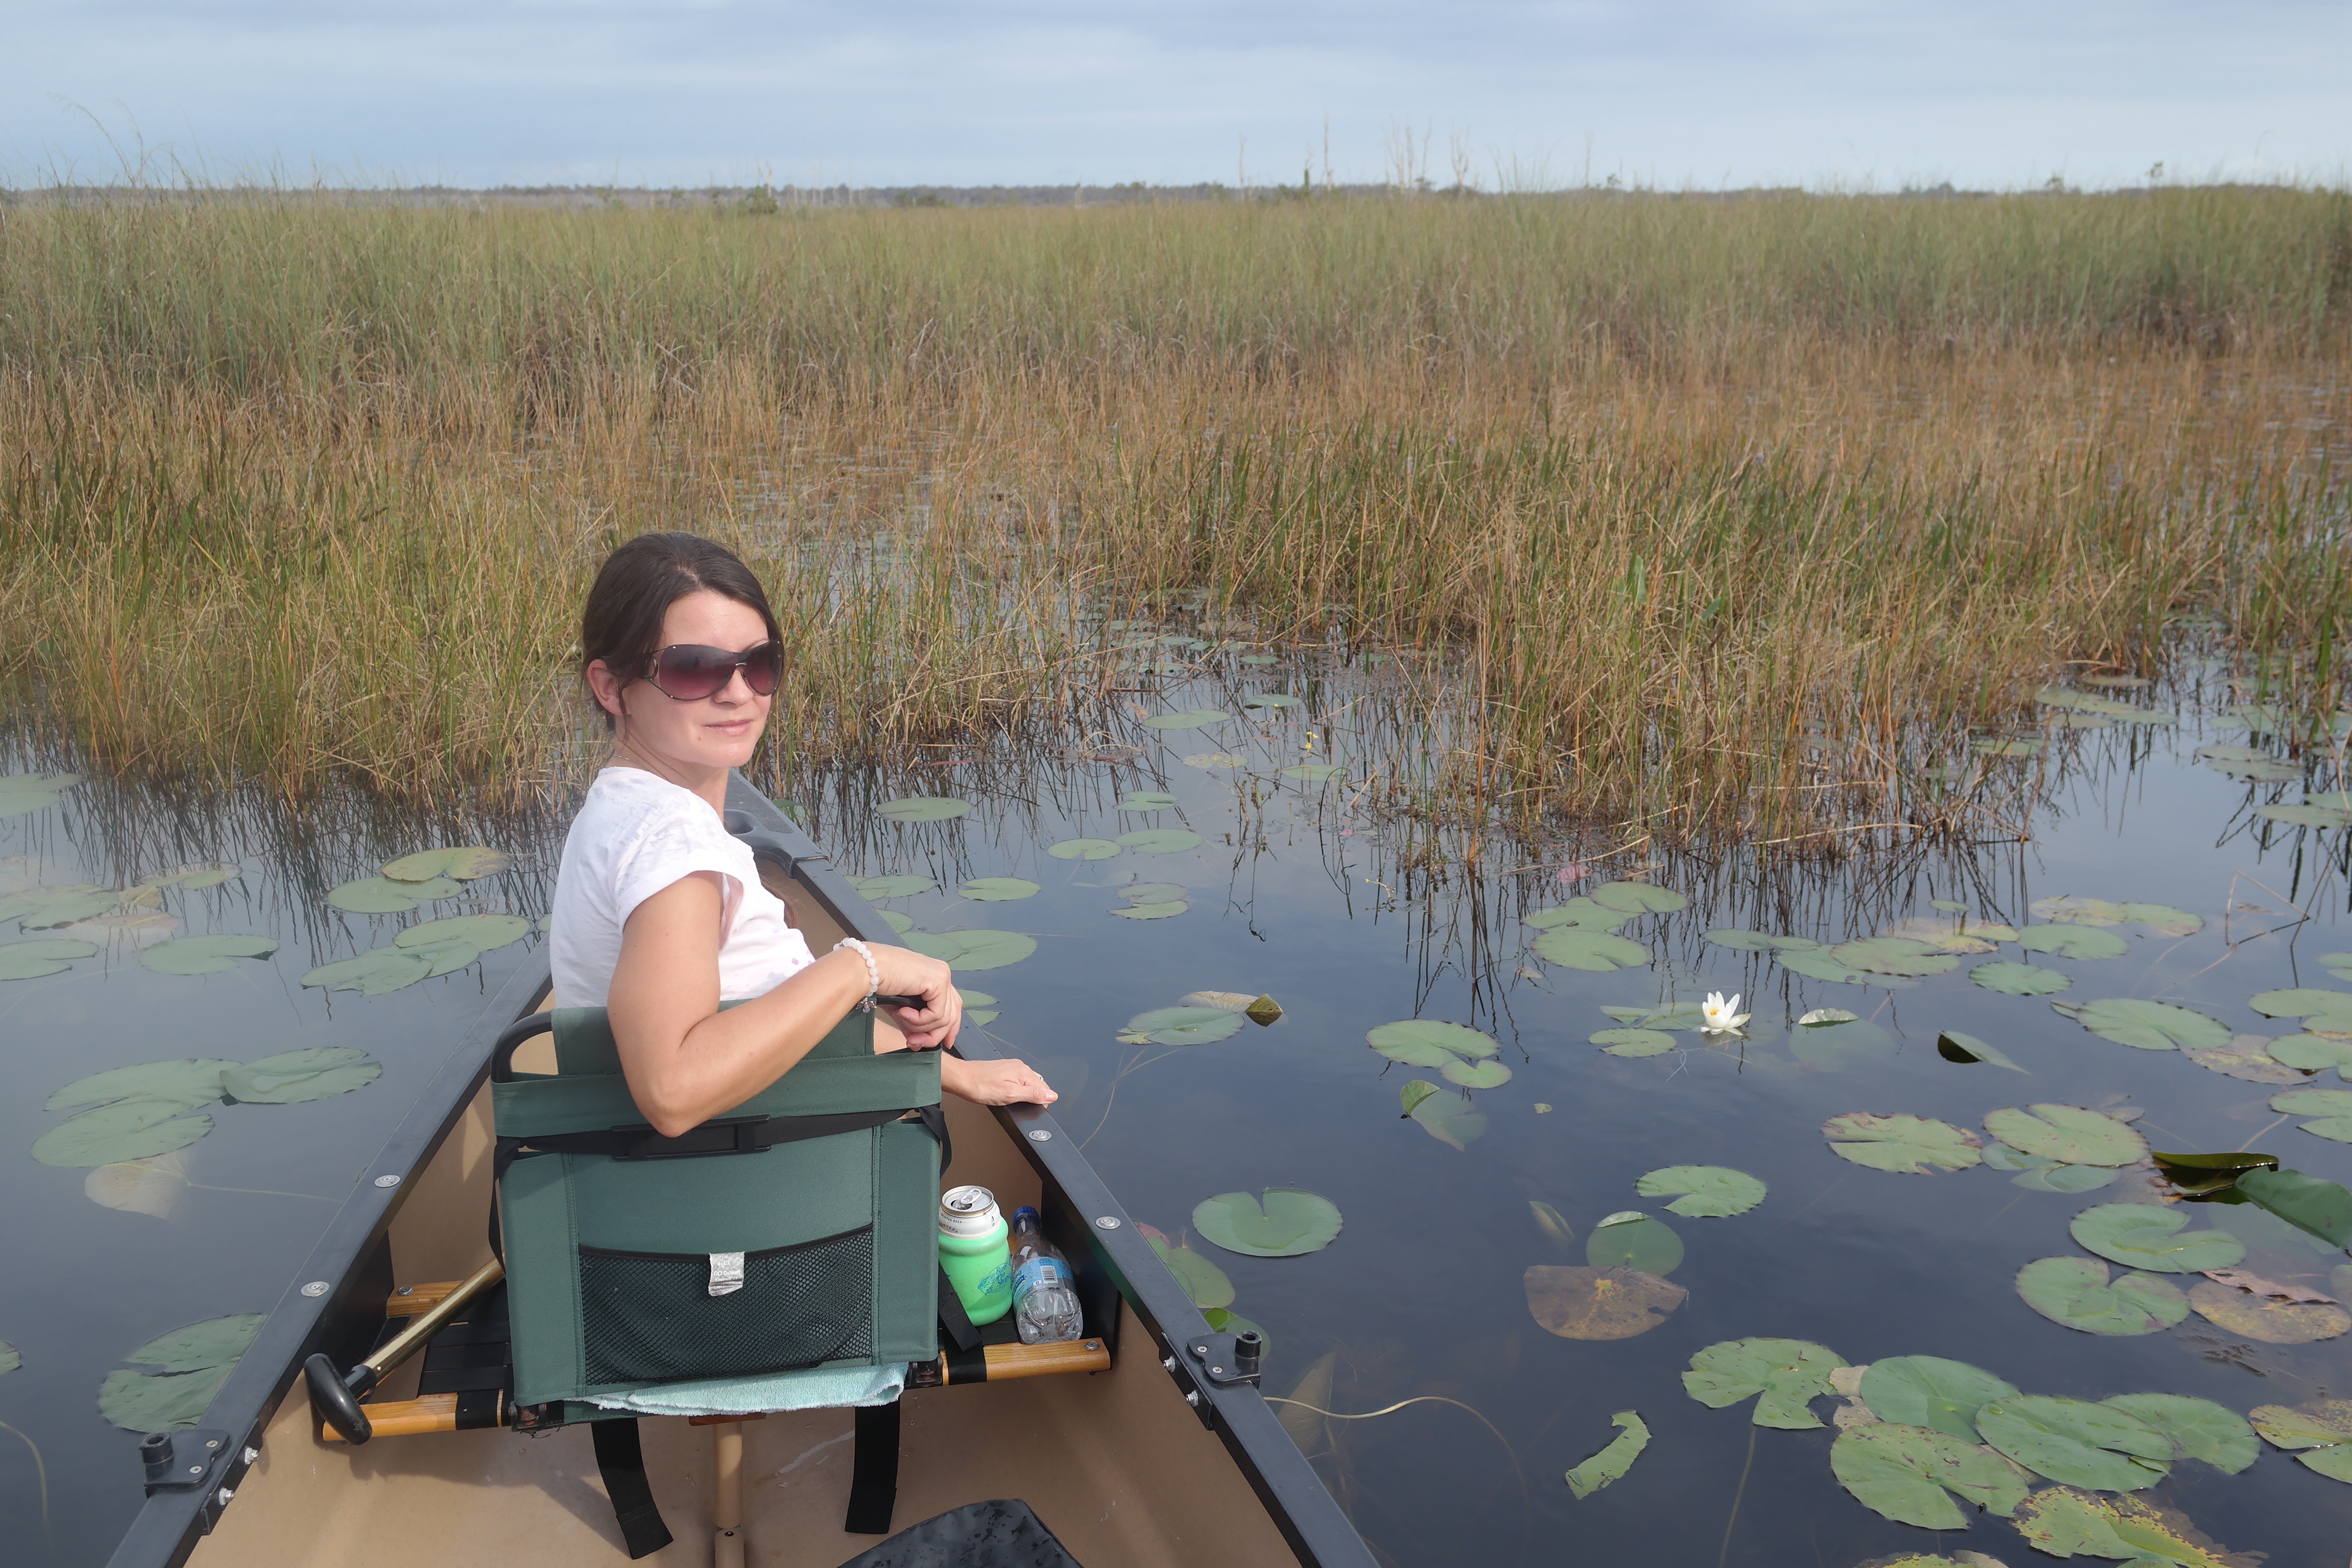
[{"x1": 586, "y1": 1360, "x2": 907, "y2": 1416}]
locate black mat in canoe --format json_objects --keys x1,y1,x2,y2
[{"x1": 836, "y1": 1498, "x2": 1083, "y2": 1568}]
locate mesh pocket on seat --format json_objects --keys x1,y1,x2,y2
[{"x1": 578, "y1": 1226, "x2": 876, "y2": 1385}]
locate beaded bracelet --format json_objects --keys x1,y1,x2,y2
[{"x1": 832, "y1": 938, "x2": 880, "y2": 1011}]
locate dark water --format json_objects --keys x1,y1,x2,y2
[
  {"x1": 805, "y1": 655, "x2": 2352, "y2": 1568},
  {"x1": 6, "y1": 647, "x2": 2352, "y2": 1567},
  {"x1": 0, "y1": 760, "x2": 555, "y2": 1566}
]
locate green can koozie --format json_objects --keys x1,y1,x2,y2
[{"x1": 938, "y1": 1183, "x2": 1013, "y2": 1325}]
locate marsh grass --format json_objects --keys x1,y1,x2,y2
[{"x1": 3, "y1": 188, "x2": 2347, "y2": 841}]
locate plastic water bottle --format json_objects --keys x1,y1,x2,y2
[{"x1": 1009, "y1": 1205, "x2": 1084, "y2": 1345}]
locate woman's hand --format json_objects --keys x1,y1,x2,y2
[
  {"x1": 870, "y1": 944, "x2": 960, "y2": 1050},
  {"x1": 942, "y1": 1054, "x2": 1057, "y2": 1107}
]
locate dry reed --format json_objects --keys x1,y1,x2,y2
[{"x1": 2, "y1": 188, "x2": 2346, "y2": 839}]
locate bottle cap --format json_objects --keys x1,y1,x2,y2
[
  {"x1": 1013, "y1": 1205, "x2": 1041, "y2": 1222},
  {"x1": 938, "y1": 1185, "x2": 1002, "y2": 1237}
]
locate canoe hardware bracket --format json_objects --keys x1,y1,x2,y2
[
  {"x1": 1185, "y1": 1330, "x2": 1263, "y2": 1388},
  {"x1": 139, "y1": 1427, "x2": 239, "y2": 1498}
]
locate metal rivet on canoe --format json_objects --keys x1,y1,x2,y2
[
  {"x1": 300, "y1": 1281, "x2": 329, "y2": 1297},
  {"x1": 204, "y1": 1438, "x2": 220, "y2": 1449},
  {"x1": 1094, "y1": 1216, "x2": 1121, "y2": 1229},
  {"x1": 1027, "y1": 1130, "x2": 1051, "y2": 1142},
  {"x1": 374, "y1": 1174, "x2": 402, "y2": 1188}
]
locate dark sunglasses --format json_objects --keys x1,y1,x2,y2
[{"x1": 641, "y1": 641, "x2": 782, "y2": 702}]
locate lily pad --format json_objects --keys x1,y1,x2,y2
[
  {"x1": 1111, "y1": 900, "x2": 1188, "y2": 920},
  {"x1": 1778, "y1": 948, "x2": 1899, "y2": 987},
  {"x1": 222, "y1": 1047, "x2": 383, "y2": 1104},
  {"x1": 395, "y1": 914, "x2": 531, "y2": 954},
  {"x1": 1822, "y1": 1113, "x2": 1982, "y2": 1173},
  {"x1": 2070, "y1": 1203, "x2": 2245, "y2": 1273},
  {"x1": 1683, "y1": 1338, "x2": 1847, "y2": 1428},
  {"x1": 1147, "y1": 1236, "x2": 1234, "y2": 1309},
  {"x1": 1831, "y1": 937, "x2": 1960, "y2": 978},
  {"x1": 1192, "y1": 1188, "x2": 1342, "y2": 1257},
  {"x1": 2234, "y1": 1167, "x2": 2352, "y2": 1246},
  {"x1": 1635, "y1": 1166, "x2": 1767, "y2": 1218},
  {"x1": 49, "y1": 1060, "x2": 233, "y2": 1113},
  {"x1": 1367, "y1": 1019, "x2": 1498, "y2": 1067},
  {"x1": 2198, "y1": 747, "x2": 2302, "y2": 782},
  {"x1": 1973, "y1": 737, "x2": 2043, "y2": 757},
  {"x1": 34, "y1": 1098, "x2": 215, "y2": 1167},
  {"x1": 874, "y1": 797, "x2": 973, "y2": 823},
  {"x1": 1587, "y1": 1212, "x2": 1684, "y2": 1274},
  {"x1": 854, "y1": 874, "x2": 935, "y2": 898},
  {"x1": 0, "y1": 772, "x2": 81, "y2": 818},
  {"x1": 1830, "y1": 1423, "x2": 2028, "y2": 1529},
  {"x1": 2271, "y1": 1087, "x2": 2352, "y2": 1140},
  {"x1": 2101, "y1": 1394, "x2": 2257, "y2": 1474},
  {"x1": 1403, "y1": 1082, "x2": 1486, "y2": 1149},
  {"x1": 1140, "y1": 710, "x2": 1231, "y2": 730},
  {"x1": 1859, "y1": 1357, "x2": 2018, "y2": 1439},
  {"x1": 879, "y1": 910, "x2": 915, "y2": 934},
  {"x1": 1116, "y1": 792, "x2": 1179, "y2": 811},
  {"x1": 2010, "y1": 1488, "x2": 2252, "y2": 1565},
  {"x1": 1528, "y1": 1268, "x2": 1685, "y2": 1342},
  {"x1": 1440, "y1": 1058, "x2": 1513, "y2": 1089},
  {"x1": 97, "y1": 1313, "x2": 265, "y2": 1432},
  {"x1": 2248, "y1": 986, "x2": 2352, "y2": 1020},
  {"x1": 1937, "y1": 1031, "x2": 2027, "y2": 1070},
  {"x1": 1586, "y1": 882, "x2": 1687, "y2": 914},
  {"x1": 1280, "y1": 764, "x2": 1344, "y2": 783},
  {"x1": 1120, "y1": 882, "x2": 1188, "y2": 904},
  {"x1": 2019, "y1": 924, "x2": 2131, "y2": 961},
  {"x1": 959, "y1": 877, "x2": 1039, "y2": 901},
  {"x1": 1115, "y1": 829, "x2": 1202, "y2": 854},
  {"x1": 1975, "y1": 1394, "x2": 2171, "y2": 1491},
  {"x1": 1971, "y1": 961, "x2": 2072, "y2": 996},
  {"x1": 1533, "y1": 926, "x2": 1651, "y2": 972},
  {"x1": 326, "y1": 876, "x2": 460, "y2": 914},
  {"x1": 2259, "y1": 802, "x2": 2352, "y2": 830},
  {"x1": 1982, "y1": 1105, "x2": 2147, "y2": 1167},
  {"x1": 1591, "y1": 1028, "x2": 1675, "y2": 1057},
  {"x1": 2012, "y1": 1164, "x2": 2123, "y2": 1193},
  {"x1": 1706, "y1": 928, "x2": 1816, "y2": 951},
  {"x1": 2184, "y1": 1040, "x2": 2304, "y2": 1083},
  {"x1": 1045, "y1": 838, "x2": 1120, "y2": 861},
  {"x1": 902, "y1": 929, "x2": 1037, "y2": 971},
  {"x1": 138, "y1": 934, "x2": 279, "y2": 976},
  {"x1": 1237, "y1": 653, "x2": 1281, "y2": 666},
  {"x1": 1125, "y1": 1006, "x2": 1243, "y2": 1045},
  {"x1": 1603, "y1": 1001, "x2": 1712, "y2": 1029},
  {"x1": 1565, "y1": 1410, "x2": 1652, "y2": 1497},
  {"x1": 2072, "y1": 998, "x2": 2230, "y2": 1052},
  {"x1": 0, "y1": 885, "x2": 114, "y2": 928},
  {"x1": 2015, "y1": 1256, "x2": 2190, "y2": 1335},
  {"x1": 2267, "y1": 1034, "x2": 2352, "y2": 1076},
  {"x1": 1527, "y1": 898, "x2": 1634, "y2": 932},
  {"x1": 381, "y1": 846, "x2": 511, "y2": 882},
  {"x1": 1242, "y1": 695, "x2": 1301, "y2": 710},
  {"x1": 1181, "y1": 752, "x2": 1250, "y2": 769},
  {"x1": 0, "y1": 937, "x2": 100, "y2": 980},
  {"x1": 2250, "y1": 1400, "x2": 2352, "y2": 1479},
  {"x1": 2187, "y1": 1277, "x2": 2352, "y2": 1344},
  {"x1": 2149, "y1": 1149, "x2": 2279, "y2": 1196}
]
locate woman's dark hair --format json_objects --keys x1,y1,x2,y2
[{"x1": 580, "y1": 533, "x2": 783, "y2": 729}]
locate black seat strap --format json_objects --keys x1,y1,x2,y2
[
  {"x1": 844, "y1": 1400, "x2": 900, "y2": 1534},
  {"x1": 590, "y1": 1418, "x2": 674, "y2": 1559}
]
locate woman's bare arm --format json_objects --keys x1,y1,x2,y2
[{"x1": 607, "y1": 873, "x2": 964, "y2": 1135}]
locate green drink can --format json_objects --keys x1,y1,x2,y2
[{"x1": 937, "y1": 1184, "x2": 1013, "y2": 1325}]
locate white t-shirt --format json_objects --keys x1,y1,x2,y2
[{"x1": 549, "y1": 768, "x2": 816, "y2": 1007}]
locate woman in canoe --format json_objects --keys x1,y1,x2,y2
[{"x1": 550, "y1": 531, "x2": 1055, "y2": 1135}]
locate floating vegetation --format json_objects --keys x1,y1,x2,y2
[
  {"x1": 1148, "y1": 1236, "x2": 1234, "y2": 1309},
  {"x1": 854, "y1": 874, "x2": 935, "y2": 898},
  {"x1": 1366, "y1": 1020, "x2": 1498, "y2": 1069},
  {"x1": 0, "y1": 773, "x2": 81, "y2": 819},
  {"x1": 2070, "y1": 1204, "x2": 2244, "y2": 1273},
  {"x1": 1981, "y1": 1105, "x2": 2144, "y2": 1166},
  {"x1": 138, "y1": 934, "x2": 279, "y2": 975},
  {"x1": 34, "y1": 1050, "x2": 383, "y2": 1166},
  {"x1": 2187, "y1": 1276, "x2": 2352, "y2": 1344},
  {"x1": 1969, "y1": 961, "x2": 2071, "y2": 996},
  {"x1": 2062, "y1": 998, "x2": 2231, "y2": 1051},
  {"x1": 1115, "y1": 828, "x2": 1201, "y2": 853},
  {"x1": 1936, "y1": 1030, "x2": 2027, "y2": 1071},
  {"x1": 902, "y1": 928, "x2": 1036, "y2": 971},
  {"x1": 1822, "y1": 1114, "x2": 1982, "y2": 1173},
  {"x1": 1830, "y1": 1422, "x2": 2026, "y2": 1528},
  {"x1": 1400, "y1": 1080, "x2": 1485, "y2": 1149},
  {"x1": 1121, "y1": 1006, "x2": 1243, "y2": 1046},
  {"x1": 1683, "y1": 1338, "x2": 1846, "y2": 1428},
  {"x1": 1115, "y1": 792, "x2": 1179, "y2": 811},
  {"x1": 1975, "y1": 1394, "x2": 2172, "y2": 1490},
  {"x1": 2015, "y1": 1257, "x2": 2188, "y2": 1335},
  {"x1": 1139, "y1": 710, "x2": 1229, "y2": 731},
  {"x1": 2250, "y1": 1400, "x2": 2352, "y2": 1482},
  {"x1": 954, "y1": 988, "x2": 998, "y2": 1026},
  {"x1": 1528, "y1": 1268, "x2": 1685, "y2": 1341},
  {"x1": 1592, "y1": 1028, "x2": 1675, "y2": 1057},
  {"x1": 2019, "y1": 924, "x2": 2130, "y2": 961},
  {"x1": 96, "y1": 1314, "x2": 264, "y2": 1432},
  {"x1": 2009, "y1": 1489, "x2": 2256, "y2": 1567},
  {"x1": 1564, "y1": 1410, "x2": 1650, "y2": 1498},
  {"x1": 1044, "y1": 838, "x2": 1119, "y2": 860},
  {"x1": 0, "y1": 937, "x2": 99, "y2": 980},
  {"x1": 874, "y1": 797, "x2": 972, "y2": 823},
  {"x1": 1633, "y1": 1166, "x2": 1766, "y2": 1218},
  {"x1": 1857, "y1": 1357, "x2": 2016, "y2": 1439},
  {"x1": 959, "y1": 877, "x2": 1039, "y2": 901},
  {"x1": 1586, "y1": 1212, "x2": 1684, "y2": 1275},
  {"x1": 1191, "y1": 1188, "x2": 1342, "y2": 1257}
]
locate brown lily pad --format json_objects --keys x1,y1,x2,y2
[
  {"x1": 2188, "y1": 1279, "x2": 2352, "y2": 1344},
  {"x1": 1525, "y1": 1265, "x2": 1687, "y2": 1341},
  {"x1": 2202, "y1": 1268, "x2": 2336, "y2": 1304},
  {"x1": 2184, "y1": 1037, "x2": 2308, "y2": 1085}
]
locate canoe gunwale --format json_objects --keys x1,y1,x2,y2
[{"x1": 102, "y1": 775, "x2": 1375, "y2": 1568}]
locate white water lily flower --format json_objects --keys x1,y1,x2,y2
[{"x1": 1702, "y1": 991, "x2": 1751, "y2": 1032}]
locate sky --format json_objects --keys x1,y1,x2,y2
[{"x1": 6, "y1": 0, "x2": 2348, "y2": 192}]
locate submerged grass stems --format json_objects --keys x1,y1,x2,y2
[{"x1": 1, "y1": 188, "x2": 2347, "y2": 841}]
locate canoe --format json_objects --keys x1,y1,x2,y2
[{"x1": 104, "y1": 776, "x2": 1374, "y2": 1568}]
